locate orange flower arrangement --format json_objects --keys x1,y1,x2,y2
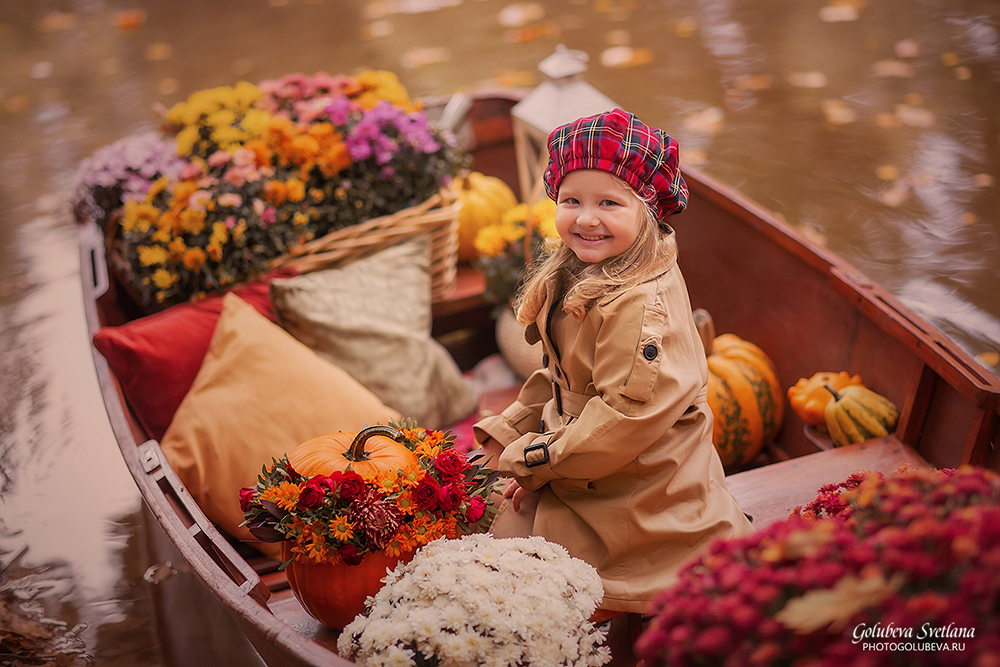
[{"x1": 240, "y1": 419, "x2": 500, "y2": 567}]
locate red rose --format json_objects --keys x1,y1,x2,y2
[
  {"x1": 465, "y1": 496, "x2": 486, "y2": 523},
  {"x1": 297, "y1": 480, "x2": 325, "y2": 510},
  {"x1": 320, "y1": 472, "x2": 344, "y2": 493},
  {"x1": 438, "y1": 482, "x2": 465, "y2": 512},
  {"x1": 239, "y1": 487, "x2": 256, "y2": 513},
  {"x1": 338, "y1": 471, "x2": 366, "y2": 500},
  {"x1": 434, "y1": 449, "x2": 469, "y2": 481},
  {"x1": 339, "y1": 544, "x2": 363, "y2": 566},
  {"x1": 413, "y1": 476, "x2": 440, "y2": 510}
]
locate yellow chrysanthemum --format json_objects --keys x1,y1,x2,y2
[
  {"x1": 206, "y1": 242, "x2": 222, "y2": 262},
  {"x1": 285, "y1": 178, "x2": 305, "y2": 203},
  {"x1": 151, "y1": 268, "x2": 177, "y2": 290},
  {"x1": 383, "y1": 536, "x2": 410, "y2": 558},
  {"x1": 398, "y1": 463, "x2": 424, "y2": 489},
  {"x1": 375, "y1": 471, "x2": 402, "y2": 495},
  {"x1": 395, "y1": 492, "x2": 417, "y2": 515},
  {"x1": 182, "y1": 247, "x2": 207, "y2": 271},
  {"x1": 178, "y1": 208, "x2": 206, "y2": 235},
  {"x1": 210, "y1": 222, "x2": 228, "y2": 245},
  {"x1": 146, "y1": 176, "x2": 169, "y2": 201},
  {"x1": 121, "y1": 201, "x2": 160, "y2": 233},
  {"x1": 171, "y1": 181, "x2": 198, "y2": 207},
  {"x1": 137, "y1": 245, "x2": 170, "y2": 267},
  {"x1": 356, "y1": 69, "x2": 414, "y2": 111},
  {"x1": 292, "y1": 211, "x2": 310, "y2": 228},
  {"x1": 260, "y1": 481, "x2": 301, "y2": 511}
]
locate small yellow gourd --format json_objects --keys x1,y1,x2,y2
[{"x1": 823, "y1": 385, "x2": 899, "y2": 448}]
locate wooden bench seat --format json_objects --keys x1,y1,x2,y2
[{"x1": 477, "y1": 386, "x2": 930, "y2": 530}]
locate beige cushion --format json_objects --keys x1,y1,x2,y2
[
  {"x1": 269, "y1": 240, "x2": 475, "y2": 429},
  {"x1": 160, "y1": 293, "x2": 401, "y2": 556}
]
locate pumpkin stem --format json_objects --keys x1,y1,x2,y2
[
  {"x1": 346, "y1": 425, "x2": 405, "y2": 462},
  {"x1": 822, "y1": 384, "x2": 842, "y2": 401}
]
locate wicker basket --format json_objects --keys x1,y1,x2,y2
[{"x1": 271, "y1": 188, "x2": 462, "y2": 303}]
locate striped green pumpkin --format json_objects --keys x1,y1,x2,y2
[
  {"x1": 706, "y1": 333, "x2": 784, "y2": 466},
  {"x1": 823, "y1": 384, "x2": 899, "y2": 448}
]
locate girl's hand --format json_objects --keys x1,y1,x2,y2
[{"x1": 502, "y1": 478, "x2": 530, "y2": 512}]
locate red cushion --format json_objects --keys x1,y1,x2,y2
[{"x1": 93, "y1": 276, "x2": 283, "y2": 441}]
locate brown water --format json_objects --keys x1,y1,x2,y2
[{"x1": 0, "y1": 0, "x2": 998, "y2": 664}]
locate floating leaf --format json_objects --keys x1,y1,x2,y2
[
  {"x1": 39, "y1": 11, "x2": 78, "y2": 31},
  {"x1": 400, "y1": 46, "x2": 450, "y2": 69},
  {"x1": 941, "y1": 52, "x2": 961, "y2": 67},
  {"x1": 895, "y1": 104, "x2": 935, "y2": 127},
  {"x1": 145, "y1": 43, "x2": 173, "y2": 61},
  {"x1": 505, "y1": 21, "x2": 559, "y2": 43},
  {"x1": 973, "y1": 173, "x2": 994, "y2": 187},
  {"x1": 962, "y1": 212, "x2": 977, "y2": 226},
  {"x1": 679, "y1": 148, "x2": 706, "y2": 166},
  {"x1": 977, "y1": 351, "x2": 1000, "y2": 367},
  {"x1": 776, "y1": 571, "x2": 905, "y2": 633},
  {"x1": 819, "y1": 4, "x2": 859, "y2": 22},
  {"x1": 894, "y1": 38, "x2": 919, "y2": 58},
  {"x1": 955, "y1": 66, "x2": 972, "y2": 80},
  {"x1": 787, "y1": 71, "x2": 828, "y2": 88},
  {"x1": 875, "y1": 165, "x2": 899, "y2": 180},
  {"x1": 735, "y1": 74, "x2": 774, "y2": 90},
  {"x1": 674, "y1": 17, "x2": 698, "y2": 38},
  {"x1": 682, "y1": 107, "x2": 725, "y2": 135},
  {"x1": 113, "y1": 9, "x2": 147, "y2": 30},
  {"x1": 498, "y1": 2, "x2": 545, "y2": 27},
  {"x1": 873, "y1": 59, "x2": 914, "y2": 77},
  {"x1": 879, "y1": 183, "x2": 910, "y2": 207},
  {"x1": 363, "y1": 20, "x2": 394, "y2": 39},
  {"x1": 599, "y1": 46, "x2": 653, "y2": 68},
  {"x1": 821, "y1": 99, "x2": 855, "y2": 125}
]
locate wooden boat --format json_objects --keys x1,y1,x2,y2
[{"x1": 77, "y1": 89, "x2": 1000, "y2": 666}]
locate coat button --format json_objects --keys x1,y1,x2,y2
[
  {"x1": 643, "y1": 343, "x2": 658, "y2": 360},
  {"x1": 542, "y1": 354, "x2": 549, "y2": 367}
]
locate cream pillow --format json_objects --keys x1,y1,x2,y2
[
  {"x1": 160, "y1": 293, "x2": 401, "y2": 556},
  {"x1": 269, "y1": 240, "x2": 476, "y2": 429}
]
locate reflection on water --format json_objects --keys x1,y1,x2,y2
[{"x1": 0, "y1": 0, "x2": 998, "y2": 663}]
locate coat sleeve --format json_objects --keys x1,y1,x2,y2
[
  {"x1": 499, "y1": 286, "x2": 707, "y2": 491},
  {"x1": 472, "y1": 367, "x2": 552, "y2": 448}
]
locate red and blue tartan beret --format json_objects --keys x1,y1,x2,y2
[{"x1": 543, "y1": 108, "x2": 688, "y2": 222}]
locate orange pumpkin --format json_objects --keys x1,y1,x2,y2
[
  {"x1": 288, "y1": 425, "x2": 417, "y2": 480},
  {"x1": 282, "y1": 542, "x2": 414, "y2": 629},
  {"x1": 787, "y1": 371, "x2": 864, "y2": 426},
  {"x1": 695, "y1": 310, "x2": 784, "y2": 467}
]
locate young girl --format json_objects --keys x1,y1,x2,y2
[{"x1": 473, "y1": 108, "x2": 755, "y2": 615}]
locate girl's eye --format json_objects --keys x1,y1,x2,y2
[
  {"x1": 561, "y1": 197, "x2": 579, "y2": 205},
  {"x1": 601, "y1": 199, "x2": 619, "y2": 207}
]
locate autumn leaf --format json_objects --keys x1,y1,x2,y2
[{"x1": 775, "y1": 571, "x2": 905, "y2": 633}]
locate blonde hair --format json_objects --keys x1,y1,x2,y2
[{"x1": 514, "y1": 186, "x2": 678, "y2": 323}]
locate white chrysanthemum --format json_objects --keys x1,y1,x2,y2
[{"x1": 340, "y1": 534, "x2": 608, "y2": 667}]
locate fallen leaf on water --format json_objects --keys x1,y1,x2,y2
[
  {"x1": 113, "y1": 9, "x2": 147, "y2": 30},
  {"x1": 232, "y1": 58, "x2": 254, "y2": 76},
  {"x1": 905, "y1": 92, "x2": 922, "y2": 106},
  {"x1": 505, "y1": 21, "x2": 559, "y2": 43},
  {"x1": 873, "y1": 59, "x2": 914, "y2": 77},
  {"x1": 498, "y1": 2, "x2": 545, "y2": 27},
  {"x1": 145, "y1": 43, "x2": 173, "y2": 61},
  {"x1": 973, "y1": 173, "x2": 994, "y2": 187},
  {"x1": 30, "y1": 61, "x2": 54, "y2": 80},
  {"x1": 735, "y1": 75, "x2": 774, "y2": 90},
  {"x1": 978, "y1": 351, "x2": 1000, "y2": 367},
  {"x1": 400, "y1": 46, "x2": 450, "y2": 69},
  {"x1": 879, "y1": 183, "x2": 910, "y2": 207},
  {"x1": 962, "y1": 212, "x2": 977, "y2": 226},
  {"x1": 894, "y1": 38, "x2": 919, "y2": 58},
  {"x1": 99, "y1": 58, "x2": 121, "y2": 76},
  {"x1": 599, "y1": 46, "x2": 653, "y2": 68},
  {"x1": 3, "y1": 94, "x2": 30, "y2": 113},
  {"x1": 875, "y1": 165, "x2": 899, "y2": 180},
  {"x1": 941, "y1": 52, "x2": 961, "y2": 66},
  {"x1": 955, "y1": 66, "x2": 972, "y2": 80},
  {"x1": 493, "y1": 70, "x2": 538, "y2": 87},
  {"x1": 363, "y1": 19, "x2": 394, "y2": 39},
  {"x1": 682, "y1": 107, "x2": 725, "y2": 135},
  {"x1": 821, "y1": 99, "x2": 855, "y2": 125},
  {"x1": 895, "y1": 104, "x2": 934, "y2": 127},
  {"x1": 776, "y1": 571, "x2": 905, "y2": 633},
  {"x1": 39, "y1": 11, "x2": 78, "y2": 31},
  {"x1": 819, "y1": 4, "x2": 859, "y2": 22},
  {"x1": 270, "y1": 0, "x2": 289, "y2": 6},
  {"x1": 606, "y1": 28, "x2": 630, "y2": 46},
  {"x1": 798, "y1": 224, "x2": 828, "y2": 247},
  {"x1": 679, "y1": 148, "x2": 706, "y2": 167},
  {"x1": 873, "y1": 112, "x2": 902, "y2": 128},
  {"x1": 787, "y1": 71, "x2": 828, "y2": 88},
  {"x1": 674, "y1": 17, "x2": 698, "y2": 38},
  {"x1": 158, "y1": 78, "x2": 180, "y2": 95}
]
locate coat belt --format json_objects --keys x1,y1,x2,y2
[{"x1": 552, "y1": 381, "x2": 592, "y2": 419}]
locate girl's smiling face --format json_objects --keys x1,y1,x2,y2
[{"x1": 554, "y1": 169, "x2": 643, "y2": 264}]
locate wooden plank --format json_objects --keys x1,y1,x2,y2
[
  {"x1": 726, "y1": 436, "x2": 929, "y2": 529},
  {"x1": 896, "y1": 362, "x2": 936, "y2": 447}
]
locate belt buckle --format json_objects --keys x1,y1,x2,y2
[{"x1": 523, "y1": 441, "x2": 550, "y2": 468}]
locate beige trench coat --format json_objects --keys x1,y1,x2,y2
[{"x1": 474, "y1": 249, "x2": 754, "y2": 613}]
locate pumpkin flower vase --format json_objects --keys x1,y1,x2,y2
[{"x1": 240, "y1": 420, "x2": 501, "y2": 629}]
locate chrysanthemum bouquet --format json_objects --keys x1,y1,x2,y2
[
  {"x1": 338, "y1": 533, "x2": 612, "y2": 667},
  {"x1": 635, "y1": 465, "x2": 1000, "y2": 667},
  {"x1": 73, "y1": 70, "x2": 462, "y2": 308},
  {"x1": 239, "y1": 420, "x2": 500, "y2": 567},
  {"x1": 472, "y1": 199, "x2": 559, "y2": 310}
]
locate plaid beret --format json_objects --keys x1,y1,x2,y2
[{"x1": 543, "y1": 108, "x2": 688, "y2": 222}]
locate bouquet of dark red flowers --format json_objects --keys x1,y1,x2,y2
[
  {"x1": 239, "y1": 419, "x2": 500, "y2": 567},
  {"x1": 636, "y1": 465, "x2": 1000, "y2": 667}
]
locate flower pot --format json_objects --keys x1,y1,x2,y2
[
  {"x1": 495, "y1": 307, "x2": 543, "y2": 380},
  {"x1": 281, "y1": 543, "x2": 414, "y2": 629}
]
